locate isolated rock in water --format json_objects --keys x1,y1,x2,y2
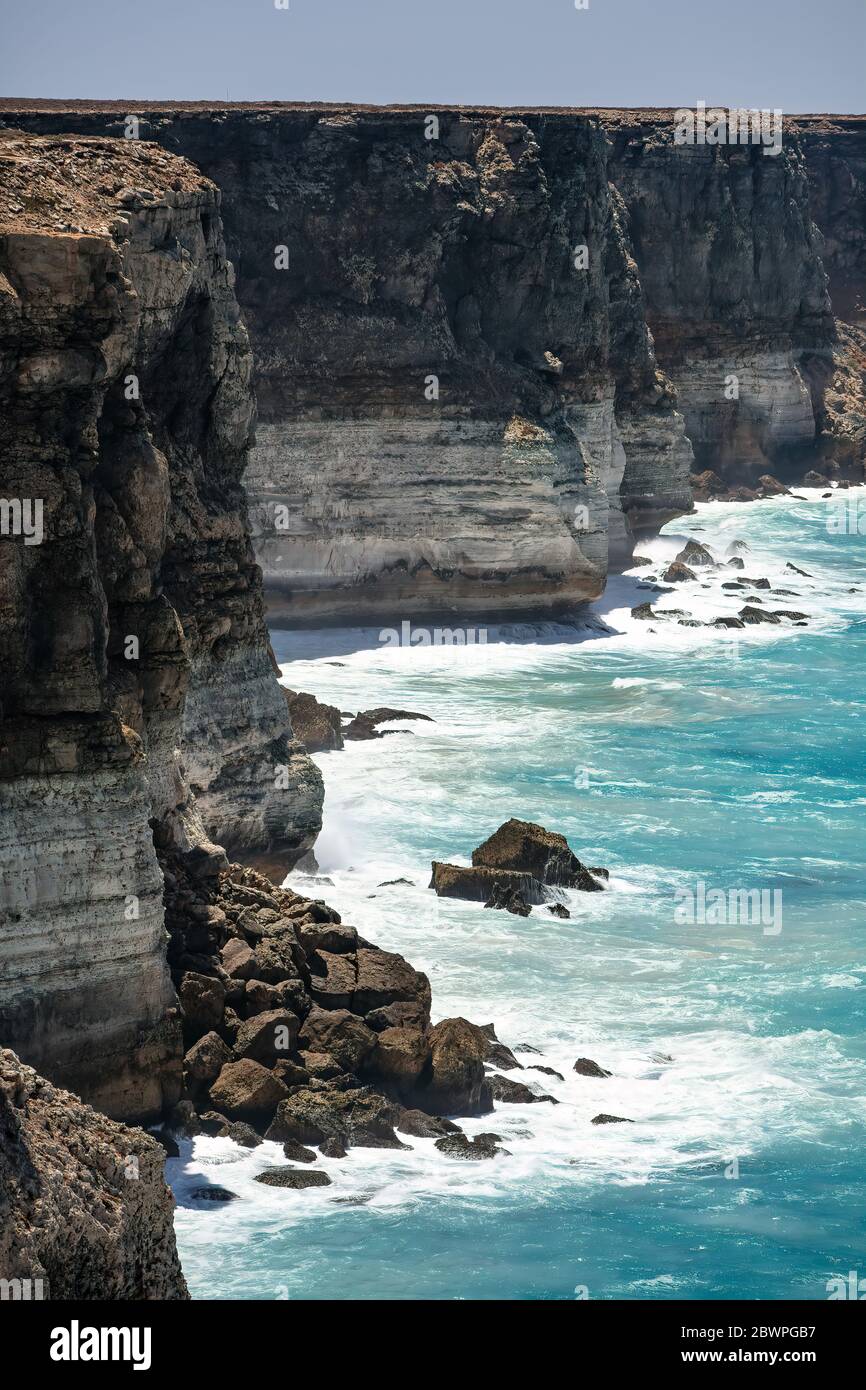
[
  {"x1": 726, "y1": 556, "x2": 745, "y2": 570},
  {"x1": 786, "y1": 562, "x2": 813, "y2": 576},
  {"x1": 189, "y1": 1186, "x2": 239, "y2": 1203},
  {"x1": 713, "y1": 616, "x2": 745, "y2": 629},
  {"x1": 417, "y1": 1018, "x2": 494, "y2": 1116},
  {"x1": 631, "y1": 602, "x2": 657, "y2": 620},
  {"x1": 739, "y1": 606, "x2": 781, "y2": 625},
  {"x1": 283, "y1": 689, "x2": 344, "y2": 752},
  {"x1": 471, "y1": 818, "x2": 606, "y2": 892},
  {"x1": 434, "y1": 1133, "x2": 508, "y2": 1160},
  {"x1": 574, "y1": 1057, "x2": 612, "y2": 1078},
  {"x1": 0, "y1": 1049, "x2": 188, "y2": 1299},
  {"x1": 774, "y1": 610, "x2": 809, "y2": 621},
  {"x1": 742, "y1": 576, "x2": 771, "y2": 589},
  {"x1": 547, "y1": 902, "x2": 571, "y2": 919},
  {"x1": 484, "y1": 881, "x2": 532, "y2": 915},
  {"x1": 673, "y1": 540, "x2": 715, "y2": 568},
  {"x1": 488, "y1": 1075, "x2": 558, "y2": 1105},
  {"x1": 727, "y1": 539, "x2": 750, "y2": 554},
  {"x1": 803, "y1": 471, "x2": 830, "y2": 486},
  {"x1": 661, "y1": 561, "x2": 696, "y2": 583},
  {"x1": 282, "y1": 1139, "x2": 318, "y2": 1164},
  {"x1": 431, "y1": 862, "x2": 546, "y2": 905},
  {"x1": 208, "y1": 1059, "x2": 289, "y2": 1120},
  {"x1": 756, "y1": 474, "x2": 791, "y2": 497},
  {"x1": 591, "y1": 1113, "x2": 634, "y2": 1125},
  {"x1": 320, "y1": 1135, "x2": 349, "y2": 1158},
  {"x1": 631, "y1": 555, "x2": 654, "y2": 566},
  {"x1": 254, "y1": 1167, "x2": 331, "y2": 1189},
  {"x1": 344, "y1": 707, "x2": 433, "y2": 740}
]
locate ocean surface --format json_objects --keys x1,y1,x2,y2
[{"x1": 170, "y1": 489, "x2": 866, "y2": 1300}]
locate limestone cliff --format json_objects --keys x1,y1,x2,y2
[
  {"x1": 0, "y1": 132, "x2": 321, "y2": 1120},
  {"x1": 0, "y1": 1048, "x2": 188, "y2": 1299}
]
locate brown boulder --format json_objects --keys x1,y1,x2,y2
[
  {"x1": 367, "y1": 1026, "x2": 430, "y2": 1093},
  {"x1": 430, "y1": 861, "x2": 545, "y2": 905},
  {"x1": 470, "y1": 818, "x2": 605, "y2": 892},
  {"x1": 264, "y1": 1080, "x2": 407, "y2": 1149},
  {"x1": 234, "y1": 1009, "x2": 299, "y2": 1064},
  {"x1": 661, "y1": 560, "x2": 696, "y2": 583},
  {"x1": 220, "y1": 939, "x2": 257, "y2": 980},
  {"x1": 416, "y1": 1017, "x2": 493, "y2": 1116},
  {"x1": 354, "y1": 947, "x2": 431, "y2": 1018},
  {"x1": 573, "y1": 1057, "x2": 612, "y2": 1078},
  {"x1": 284, "y1": 689, "x2": 344, "y2": 752},
  {"x1": 308, "y1": 950, "x2": 356, "y2": 1009},
  {"x1": 178, "y1": 972, "x2": 226, "y2": 1038},
  {"x1": 184, "y1": 1031, "x2": 233, "y2": 1086},
  {"x1": 489, "y1": 1075, "x2": 557, "y2": 1104},
  {"x1": 254, "y1": 1167, "x2": 331, "y2": 1189},
  {"x1": 298, "y1": 1006, "x2": 377, "y2": 1072},
  {"x1": 208, "y1": 1059, "x2": 288, "y2": 1120}
]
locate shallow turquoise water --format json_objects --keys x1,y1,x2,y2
[{"x1": 172, "y1": 490, "x2": 866, "y2": 1300}]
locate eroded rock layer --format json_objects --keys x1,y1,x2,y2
[{"x1": 0, "y1": 133, "x2": 321, "y2": 1118}]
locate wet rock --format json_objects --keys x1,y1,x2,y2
[
  {"x1": 367, "y1": 1026, "x2": 430, "y2": 1092},
  {"x1": 528, "y1": 1065, "x2": 565, "y2": 1081},
  {"x1": 283, "y1": 689, "x2": 344, "y2": 752},
  {"x1": 786, "y1": 562, "x2": 813, "y2": 576},
  {"x1": 573, "y1": 1057, "x2": 612, "y2": 1078},
  {"x1": 726, "y1": 556, "x2": 745, "y2": 570},
  {"x1": 673, "y1": 540, "x2": 715, "y2": 568},
  {"x1": 396, "y1": 1109, "x2": 461, "y2": 1138},
  {"x1": 282, "y1": 1139, "x2": 318, "y2": 1163},
  {"x1": 354, "y1": 946, "x2": 432, "y2": 1019},
  {"x1": 254, "y1": 1167, "x2": 331, "y2": 1189},
  {"x1": 774, "y1": 610, "x2": 809, "y2": 620},
  {"x1": 547, "y1": 902, "x2": 571, "y2": 919},
  {"x1": 151, "y1": 1128, "x2": 181, "y2": 1158},
  {"x1": 631, "y1": 601, "x2": 656, "y2": 619},
  {"x1": 189, "y1": 1186, "x2": 239, "y2": 1203},
  {"x1": 756, "y1": 474, "x2": 791, "y2": 497},
  {"x1": 472, "y1": 818, "x2": 606, "y2": 891},
  {"x1": 264, "y1": 1080, "x2": 406, "y2": 1149},
  {"x1": 320, "y1": 1135, "x2": 349, "y2": 1158},
  {"x1": 690, "y1": 469, "x2": 728, "y2": 502},
  {"x1": 484, "y1": 881, "x2": 532, "y2": 915},
  {"x1": 415, "y1": 1017, "x2": 493, "y2": 1116},
  {"x1": 489, "y1": 1075, "x2": 557, "y2": 1104},
  {"x1": 431, "y1": 861, "x2": 546, "y2": 905},
  {"x1": 344, "y1": 707, "x2": 434, "y2": 741},
  {"x1": 591, "y1": 1113, "x2": 634, "y2": 1125},
  {"x1": 739, "y1": 605, "x2": 781, "y2": 625},
  {"x1": 434, "y1": 1133, "x2": 509, "y2": 1160},
  {"x1": 661, "y1": 561, "x2": 696, "y2": 583},
  {"x1": 208, "y1": 1059, "x2": 288, "y2": 1121}
]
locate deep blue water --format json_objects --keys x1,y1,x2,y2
[{"x1": 171, "y1": 490, "x2": 866, "y2": 1300}]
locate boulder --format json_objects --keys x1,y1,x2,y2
[
  {"x1": 365, "y1": 1001, "x2": 430, "y2": 1033},
  {"x1": 661, "y1": 561, "x2": 696, "y2": 583},
  {"x1": 178, "y1": 972, "x2": 226, "y2": 1038},
  {"x1": 396, "y1": 1109, "x2": 461, "y2": 1138},
  {"x1": 631, "y1": 602, "x2": 656, "y2": 620},
  {"x1": 298, "y1": 1006, "x2": 378, "y2": 1073},
  {"x1": 434, "y1": 1133, "x2": 509, "y2": 1160},
  {"x1": 431, "y1": 861, "x2": 545, "y2": 904},
  {"x1": 308, "y1": 949, "x2": 356, "y2": 1009},
  {"x1": 283, "y1": 689, "x2": 344, "y2": 752},
  {"x1": 484, "y1": 881, "x2": 532, "y2": 915},
  {"x1": 471, "y1": 818, "x2": 606, "y2": 892},
  {"x1": 488, "y1": 1075, "x2": 557, "y2": 1104},
  {"x1": 298, "y1": 1051, "x2": 342, "y2": 1079},
  {"x1": 591, "y1": 1113, "x2": 634, "y2": 1125},
  {"x1": 208, "y1": 1059, "x2": 288, "y2": 1121},
  {"x1": 547, "y1": 903, "x2": 571, "y2": 919},
  {"x1": 690, "y1": 468, "x2": 728, "y2": 501},
  {"x1": 254, "y1": 1167, "x2": 331, "y2": 1189},
  {"x1": 220, "y1": 939, "x2": 257, "y2": 981},
  {"x1": 739, "y1": 605, "x2": 780, "y2": 625},
  {"x1": 354, "y1": 947, "x2": 432, "y2": 1018},
  {"x1": 189, "y1": 1186, "x2": 239, "y2": 1203},
  {"x1": 673, "y1": 540, "x2": 715, "y2": 568},
  {"x1": 320, "y1": 1135, "x2": 348, "y2": 1158},
  {"x1": 573, "y1": 1057, "x2": 612, "y2": 1078},
  {"x1": 282, "y1": 1139, "x2": 317, "y2": 1164},
  {"x1": 184, "y1": 1031, "x2": 233, "y2": 1086},
  {"x1": 756, "y1": 474, "x2": 791, "y2": 497},
  {"x1": 264, "y1": 1080, "x2": 406, "y2": 1149},
  {"x1": 366, "y1": 1026, "x2": 430, "y2": 1092},
  {"x1": 234, "y1": 1009, "x2": 299, "y2": 1064},
  {"x1": 416, "y1": 1017, "x2": 493, "y2": 1116},
  {"x1": 295, "y1": 921, "x2": 358, "y2": 955}
]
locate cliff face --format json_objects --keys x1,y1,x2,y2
[
  {"x1": 0, "y1": 133, "x2": 321, "y2": 1120},
  {"x1": 0, "y1": 106, "x2": 693, "y2": 615},
  {"x1": 0, "y1": 1048, "x2": 188, "y2": 1299}
]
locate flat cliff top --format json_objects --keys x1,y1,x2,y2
[
  {"x1": 0, "y1": 131, "x2": 213, "y2": 236},
  {"x1": 0, "y1": 99, "x2": 863, "y2": 131}
]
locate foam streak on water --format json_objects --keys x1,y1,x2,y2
[{"x1": 172, "y1": 490, "x2": 866, "y2": 1301}]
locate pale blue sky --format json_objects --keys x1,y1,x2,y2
[{"x1": 0, "y1": 0, "x2": 863, "y2": 112}]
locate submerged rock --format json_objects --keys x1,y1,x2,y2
[
  {"x1": 254, "y1": 1167, "x2": 332, "y2": 1189},
  {"x1": 489, "y1": 1075, "x2": 558, "y2": 1105},
  {"x1": 434, "y1": 1133, "x2": 509, "y2": 1160},
  {"x1": 591, "y1": 1113, "x2": 634, "y2": 1125},
  {"x1": 661, "y1": 560, "x2": 696, "y2": 583}
]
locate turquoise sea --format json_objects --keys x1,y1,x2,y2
[{"x1": 170, "y1": 489, "x2": 866, "y2": 1300}]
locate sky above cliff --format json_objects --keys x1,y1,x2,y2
[{"x1": 0, "y1": 0, "x2": 863, "y2": 113}]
